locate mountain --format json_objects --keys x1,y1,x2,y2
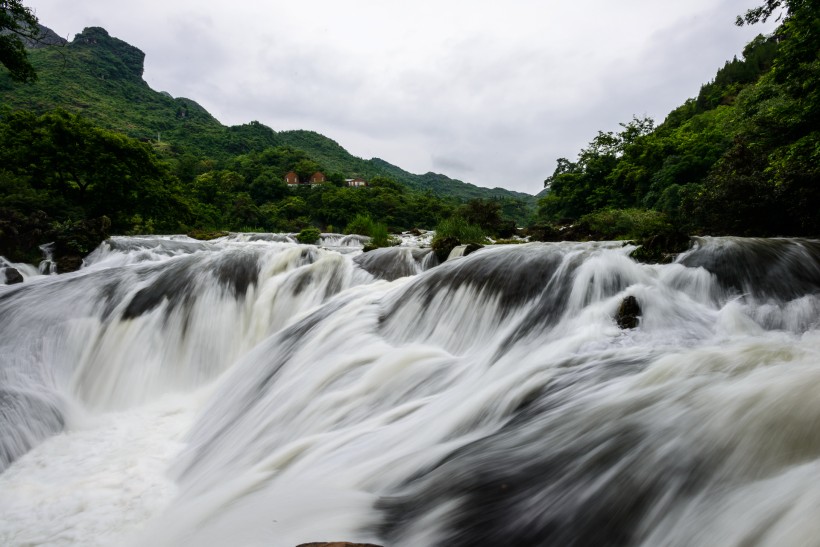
[{"x1": 0, "y1": 25, "x2": 535, "y2": 208}]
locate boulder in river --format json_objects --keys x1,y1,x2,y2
[
  {"x1": 615, "y1": 295, "x2": 641, "y2": 329},
  {"x1": 2, "y1": 267, "x2": 24, "y2": 285}
]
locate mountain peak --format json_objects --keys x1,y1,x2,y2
[
  {"x1": 18, "y1": 24, "x2": 68, "y2": 49},
  {"x1": 71, "y1": 27, "x2": 145, "y2": 82}
]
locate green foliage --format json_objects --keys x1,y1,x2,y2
[
  {"x1": 0, "y1": 25, "x2": 535, "y2": 221},
  {"x1": 186, "y1": 229, "x2": 228, "y2": 241},
  {"x1": 368, "y1": 222, "x2": 393, "y2": 248},
  {"x1": 434, "y1": 217, "x2": 487, "y2": 244},
  {"x1": 693, "y1": 35, "x2": 778, "y2": 115},
  {"x1": 294, "y1": 158, "x2": 321, "y2": 181},
  {"x1": 344, "y1": 214, "x2": 376, "y2": 236},
  {"x1": 579, "y1": 209, "x2": 673, "y2": 241},
  {"x1": 539, "y1": 4, "x2": 820, "y2": 238},
  {"x1": 458, "y1": 198, "x2": 517, "y2": 238},
  {"x1": 0, "y1": 109, "x2": 185, "y2": 232},
  {"x1": 430, "y1": 216, "x2": 487, "y2": 262},
  {"x1": 296, "y1": 226, "x2": 321, "y2": 244},
  {"x1": 0, "y1": 21, "x2": 540, "y2": 263},
  {"x1": 540, "y1": 117, "x2": 655, "y2": 220},
  {"x1": 0, "y1": 0, "x2": 39, "y2": 83}
]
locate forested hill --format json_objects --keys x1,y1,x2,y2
[
  {"x1": 0, "y1": 25, "x2": 532, "y2": 205},
  {"x1": 538, "y1": 0, "x2": 820, "y2": 238}
]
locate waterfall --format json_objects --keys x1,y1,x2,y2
[{"x1": 1, "y1": 236, "x2": 819, "y2": 546}]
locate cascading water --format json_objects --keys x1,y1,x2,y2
[{"x1": 1, "y1": 235, "x2": 819, "y2": 546}]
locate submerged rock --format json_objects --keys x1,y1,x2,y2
[{"x1": 615, "y1": 295, "x2": 641, "y2": 329}]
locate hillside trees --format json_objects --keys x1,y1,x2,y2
[
  {"x1": 0, "y1": 0, "x2": 39, "y2": 82},
  {"x1": 540, "y1": 117, "x2": 655, "y2": 220},
  {"x1": 538, "y1": 0, "x2": 820, "y2": 237},
  {"x1": 0, "y1": 110, "x2": 185, "y2": 231}
]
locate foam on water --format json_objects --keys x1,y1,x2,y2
[{"x1": 0, "y1": 235, "x2": 819, "y2": 546}]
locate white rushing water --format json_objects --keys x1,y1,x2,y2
[{"x1": 1, "y1": 235, "x2": 820, "y2": 546}]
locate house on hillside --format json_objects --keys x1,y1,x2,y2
[
  {"x1": 285, "y1": 171, "x2": 300, "y2": 186},
  {"x1": 346, "y1": 178, "x2": 367, "y2": 187},
  {"x1": 310, "y1": 172, "x2": 326, "y2": 185}
]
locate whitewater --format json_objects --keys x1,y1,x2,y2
[{"x1": 1, "y1": 234, "x2": 820, "y2": 546}]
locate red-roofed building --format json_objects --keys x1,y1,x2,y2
[
  {"x1": 285, "y1": 171, "x2": 300, "y2": 185},
  {"x1": 310, "y1": 172, "x2": 326, "y2": 184}
]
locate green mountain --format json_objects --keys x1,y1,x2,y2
[{"x1": 0, "y1": 26, "x2": 534, "y2": 208}]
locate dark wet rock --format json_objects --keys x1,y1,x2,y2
[
  {"x1": 52, "y1": 216, "x2": 112, "y2": 273},
  {"x1": 55, "y1": 255, "x2": 84, "y2": 273},
  {"x1": 0, "y1": 208, "x2": 52, "y2": 264},
  {"x1": 431, "y1": 235, "x2": 460, "y2": 262},
  {"x1": 446, "y1": 243, "x2": 485, "y2": 261},
  {"x1": 615, "y1": 295, "x2": 641, "y2": 329},
  {"x1": 215, "y1": 251, "x2": 259, "y2": 298},
  {"x1": 122, "y1": 258, "x2": 198, "y2": 320},
  {"x1": 525, "y1": 222, "x2": 602, "y2": 242},
  {"x1": 679, "y1": 237, "x2": 820, "y2": 301},
  {"x1": 630, "y1": 232, "x2": 692, "y2": 264},
  {"x1": 524, "y1": 222, "x2": 561, "y2": 242},
  {"x1": 377, "y1": 374, "x2": 699, "y2": 547},
  {"x1": 463, "y1": 243, "x2": 483, "y2": 256},
  {"x1": 355, "y1": 247, "x2": 437, "y2": 281},
  {"x1": 2, "y1": 267, "x2": 23, "y2": 285}
]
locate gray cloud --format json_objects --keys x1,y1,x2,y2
[{"x1": 431, "y1": 155, "x2": 475, "y2": 175}]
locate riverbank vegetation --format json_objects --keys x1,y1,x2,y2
[
  {"x1": 536, "y1": 0, "x2": 820, "y2": 239},
  {"x1": 1, "y1": 0, "x2": 817, "y2": 268}
]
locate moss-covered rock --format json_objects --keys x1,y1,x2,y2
[
  {"x1": 630, "y1": 232, "x2": 691, "y2": 264},
  {"x1": 296, "y1": 227, "x2": 322, "y2": 245},
  {"x1": 431, "y1": 235, "x2": 460, "y2": 262},
  {"x1": 51, "y1": 216, "x2": 111, "y2": 273},
  {"x1": 186, "y1": 229, "x2": 229, "y2": 241}
]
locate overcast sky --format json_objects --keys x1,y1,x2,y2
[{"x1": 26, "y1": 1, "x2": 777, "y2": 195}]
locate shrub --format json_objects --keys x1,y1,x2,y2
[
  {"x1": 296, "y1": 227, "x2": 321, "y2": 244},
  {"x1": 344, "y1": 214, "x2": 375, "y2": 236},
  {"x1": 362, "y1": 222, "x2": 398, "y2": 251},
  {"x1": 579, "y1": 208, "x2": 672, "y2": 240},
  {"x1": 369, "y1": 222, "x2": 390, "y2": 247},
  {"x1": 431, "y1": 216, "x2": 487, "y2": 261},
  {"x1": 434, "y1": 216, "x2": 486, "y2": 244}
]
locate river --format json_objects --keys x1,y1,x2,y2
[{"x1": 1, "y1": 235, "x2": 819, "y2": 546}]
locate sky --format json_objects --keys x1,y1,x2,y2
[{"x1": 25, "y1": 1, "x2": 778, "y2": 195}]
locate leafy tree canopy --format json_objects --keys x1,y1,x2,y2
[{"x1": 0, "y1": 0, "x2": 39, "y2": 82}]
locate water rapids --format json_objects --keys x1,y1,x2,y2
[{"x1": 1, "y1": 234, "x2": 819, "y2": 546}]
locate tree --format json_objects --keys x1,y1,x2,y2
[
  {"x1": 736, "y1": 1, "x2": 785, "y2": 26},
  {"x1": 0, "y1": 109, "x2": 184, "y2": 231},
  {"x1": 293, "y1": 159, "x2": 321, "y2": 182},
  {"x1": 0, "y1": 0, "x2": 40, "y2": 82}
]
